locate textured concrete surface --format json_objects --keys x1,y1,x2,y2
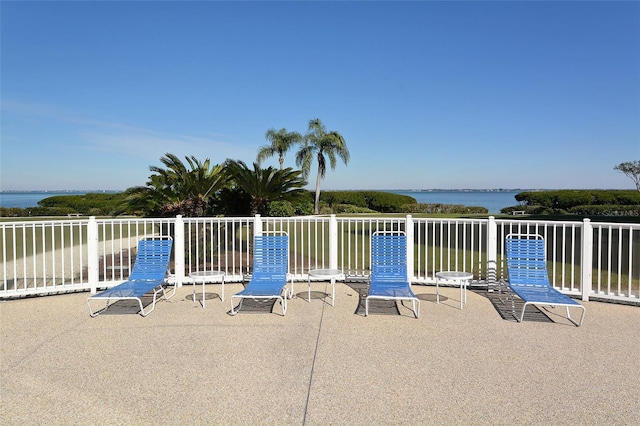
[{"x1": 1, "y1": 282, "x2": 639, "y2": 425}]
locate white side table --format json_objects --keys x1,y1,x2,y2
[
  {"x1": 189, "y1": 271, "x2": 225, "y2": 308},
  {"x1": 435, "y1": 271, "x2": 473, "y2": 310},
  {"x1": 307, "y1": 269, "x2": 344, "y2": 306}
]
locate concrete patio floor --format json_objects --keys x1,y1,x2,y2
[{"x1": 1, "y1": 282, "x2": 639, "y2": 425}]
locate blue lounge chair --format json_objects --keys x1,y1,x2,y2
[
  {"x1": 230, "y1": 232, "x2": 291, "y2": 316},
  {"x1": 366, "y1": 231, "x2": 420, "y2": 318},
  {"x1": 87, "y1": 237, "x2": 174, "y2": 317},
  {"x1": 505, "y1": 234, "x2": 585, "y2": 326}
]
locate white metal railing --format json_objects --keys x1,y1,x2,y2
[{"x1": 1, "y1": 215, "x2": 638, "y2": 304}]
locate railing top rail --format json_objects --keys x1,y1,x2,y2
[
  {"x1": 95, "y1": 217, "x2": 171, "y2": 222},
  {"x1": 0, "y1": 218, "x2": 91, "y2": 225},
  {"x1": 589, "y1": 221, "x2": 640, "y2": 229},
  {"x1": 495, "y1": 218, "x2": 586, "y2": 227}
]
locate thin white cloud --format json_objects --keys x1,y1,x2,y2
[
  {"x1": 3, "y1": 98, "x2": 257, "y2": 163},
  {"x1": 81, "y1": 131, "x2": 254, "y2": 164}
]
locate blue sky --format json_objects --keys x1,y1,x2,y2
[{"x1": 1, "y1": 1, "x2": 639, "y2": 191}]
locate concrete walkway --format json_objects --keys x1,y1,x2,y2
[{"x1": 1, "y1": 282, "x2": 639, "y2": 425}]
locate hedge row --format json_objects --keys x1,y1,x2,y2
[
  {"x1": 568, "y1": 205, "x2": 640, "y2": 216},
  {"x1": 0, "y1": 193, "x2": 130, "y2": 217},
  {"x1": 0, "y1": 206, "x2": 98, "y2": 217},
  {"x1": 402, "y1": 203, "x2": 488, "y2": 215},
  {"x1": 515, "y1": 190, "x2": 640, "y2": 209},
  {"x1": 319, "y1": 191, "x2": 417, "y2": 213},
  {"x1": 38, "y1": 193, "x2": 129, "y2": 214}
]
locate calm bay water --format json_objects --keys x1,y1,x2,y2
[
  {"x1": 385, "y1": 190, "x2": 521, "y2": 214},
  {"x1": 0, "y1": 191, "x2": 90, "y2": 209},
  {"x1": 1, "y1": 190, "x2": 522, "y2": 214}
]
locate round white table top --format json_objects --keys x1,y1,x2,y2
[
  {"x1": 189, "y1": 270, "x2": 225, "y2": 280},
  {"x1": 436, "y1": 271, "x2": 473, "y2": 280},
  {"x1": 308, "y1": 269, "x2": 344, "y2": 278}
]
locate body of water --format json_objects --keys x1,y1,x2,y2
[
  {"x1": 0, "y1": 191, "x2": 91, "y2": 209},
  {"x1": 1, "y1": 190, "x2": 523, "y2": 214},
  {"x1": 385, "y1": 190, "x2": 522, "y2": 214}
]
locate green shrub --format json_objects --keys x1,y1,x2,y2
[
  {"x1": 613, "y1": 192, "x2": 640, "y2": 205},
  {"x1": 293, "y1": 202, "x2": 314, "y2": 216},
  {"x1": 500, "y1": 205, "x2": 554, "y2": 215},
  {"x1": 319, "y1": 205, "x2": 334, "y2": 215},
  {"x1": 29, "y1": 206, "x2": 77, "y2": 216},
  {"x1": 268, "y1": 201, "x2": 296, "y2": 217},
  {"x1": 0, "y1": 207, "x2": 24, "y2": 217},
  {"x1": 332, "y1": 204, "x2": 378, "y2": 214}
]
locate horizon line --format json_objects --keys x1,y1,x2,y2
[{"x1": 1, "y1": 188, "x2": 632, "y2": 193}]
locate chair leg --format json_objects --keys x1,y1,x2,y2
[
  {"x1": 139, "y1": 293, "x2": 157, "y2": 317},
  {"x1": 518, "y1": 303, "x2": 528, "y2": 323},
  {"x1": 497, "y1": 279, "x2": 510, "y2": 305},
  {"x1": 566, "y1": 305, "x2": 585, "y2": 327},
  {"x1": 401, "y1": 299, "x2": 420, "y2": 318},
  {"x1": 229, "y1": 296, "x2": 241, "y2": 315},
  {"x1": 88, "y1": 299, "x2": 111, "y2": 317},
  {"x1": 512, "y1": 300, "x2": 528, "y2": 323},
  {"x1": 163, "y1": 282, "x2": 177, "y2": 300}
]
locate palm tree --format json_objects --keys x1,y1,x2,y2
[
  {"x1": 126, "y1": 153, "x2": 229, "y2": 217},
  {"x1": 295, "y1": 118, "x2": 350, "y2": 214},
  {"x1": 225, "y1": 160, "x2": 307, "y2": 216},
  {"x1": 256, "y1": 128, "x2": 303, "y2": 170}
]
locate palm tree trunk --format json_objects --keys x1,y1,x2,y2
[{"x1": 314, "y1": 166, "x2": 322, "y2": 214}]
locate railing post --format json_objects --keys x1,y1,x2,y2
[
  {"x1": 486, "y1": 216, "x2": 498, "y2": 289},
  {"x1": 254, "y1": 214, "x2": 262, "y2": 236},
  {"x1": 174, "y1": 215, "x2": 185, "y2": 287},
  {"x1": 406, "y1": 215, "x2": 414, "y2": 280},
  {"x1": 581, "y1": 218, "x2": 593, "y2": 301},
  {"x1": 329, "y1": 214, "x2": 338, "y2": 270},
  {"x1": 88, "y1": 216, "x2": 99, "y2": 294}
]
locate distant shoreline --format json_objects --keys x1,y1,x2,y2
[
  {"x1": 379, "y1": 188, "x2": 531, "y2": 192},
  {"x1": 1, "y1": 188, "x2": 628, "y2": 193},
  {"x1": 0, "y1": 190, "x2": 122, "y2": 193},
  {"x1": 0, "y1": 189, "x2": 530, "y2": 193}
]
